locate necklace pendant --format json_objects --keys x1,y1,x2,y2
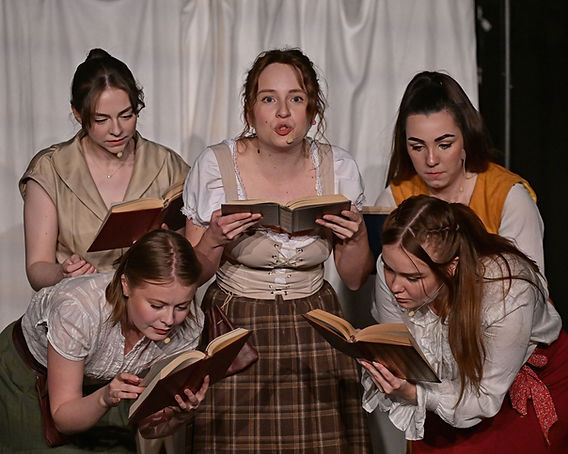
[{"x1": 106, "y1": 175, "x2": 111, "y2": 179}]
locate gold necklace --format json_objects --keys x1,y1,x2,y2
[
  {"x1": 84, "y1": 139, "x2": 132, "y2": 180},
  {"x1": 103, "y1": 156, "x2": 128, "y2": 179}
]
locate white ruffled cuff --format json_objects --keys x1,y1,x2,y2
[{"x1": 361, "y1": 368, "x2": 427, "y2": 440}]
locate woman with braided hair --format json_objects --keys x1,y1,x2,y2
[{"x1": 361, "y1": 195, "x2": 567, "y2": 453}]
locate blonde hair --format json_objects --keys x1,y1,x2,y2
[{"x1": 105, "y1": 230, "x2": 201, "y2": 326}]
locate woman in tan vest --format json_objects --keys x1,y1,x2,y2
[
  {"x1": 183, "y1": 48, "x2": 372, "y2": 452},
  {"x1": 20, "y1": 49, "x2": 189, "y2": 291},
  {"x1": 375, "y1": 71, "x2": 544, "y2": 274}
]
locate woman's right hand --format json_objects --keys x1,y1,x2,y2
[
  {"x1": 101, "y1": 372, "x2": 145, "y2": 409},
  {"x1": 62, "y1": 254, "x2": 97, "y2": 278},
  {"x1": 359, "y1": 359, "x2": 417, "y2": 405},
  {"x1": 204, "y1": 209, "x2": 262, "y2": 247}
]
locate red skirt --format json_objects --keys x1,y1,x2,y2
[{"x1": 413, "y1": 330, "x2": 568, "y2": 454}]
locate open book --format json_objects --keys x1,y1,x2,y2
[
  {"x1": 362, "y1": 206, "x2": 393, "y2": 262},
  {"x1": 128, "y1": 327, "x2": 252, "y2": 424},
  {"x1": 221, "y1": 194, "x2": 351, "y2": 233},
  {"x1": 303, "y1": 309, "x2": 439, "y2": 383},
  {"x1": 87, "y1": 182, "x2": 185, "y2": 252}
]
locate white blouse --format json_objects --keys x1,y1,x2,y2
[
  {"x1": 362, "y1": 254, "x2": 561, "y2": 440},
  {"x1": 182, "y1": 139, "x2": 366, "y2": 251},
  {"x1": 21, "y1": 273, "x2": 203, "y2": 382}
]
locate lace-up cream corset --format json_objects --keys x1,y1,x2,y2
[{"x1": 211, "y1": 141, "x2": 335, "y2": 300}]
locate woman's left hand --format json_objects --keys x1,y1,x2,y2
[
  {"x1": 359, "y1": 359, "x2": 417, "y2": 405},
  {"x1": 138, "y1": 376, "x2": 210, "y2": 439},
  {"x1": 315, "y1": 204, "x2": 366, "y2": 241}
]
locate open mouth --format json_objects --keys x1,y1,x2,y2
[{"x1": 276, "y1": 124, "x2": 292, "y2": 136}]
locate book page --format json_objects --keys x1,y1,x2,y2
[
  {"x1": 162, "y1": 182, "x2": 184, "y2": 203},
  {"x1": 286, "y1": 194, "x2": 349, "y2": 210},
  {"x1": 141, "y1": 350, "x2": 204, "y2": 386},
  {"x1": 206, "y1": 328, "x2": 250, "y2": 355},
  {"x1": 303, "y1": 309, "x2": 355, "y2": 340},
  {"x1": 221, "y1": 202, "x2": 280, "y2": 226},
  {"x1": 109, "y1": 198, "x2": 163, "y2": 213},
  {"x1": 361, "y1": 206, "x2": 393, "y2": 215},
  {"x1": 355, "y1": 323, "x2": 412, "y2": 346},
  {"x1": 289, "y1": 201, "x2": 350, "y2": 232}
]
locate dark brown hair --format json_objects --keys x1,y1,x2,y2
[
  {"x1": 239, "y1": 48, "x2": 327, "y2": 141},
  {"x1": 382, "y1": 195, "x2": 541, "y2": 401},
  {"x1": 105, "y1": 230, "x2": 201, "y2": 326},
  {"x1": 386, "y1": 71, "x2": 494, "y2": 185},
  {"x1": 71, "y1": 48, "x2": 145, "y2": 129}
]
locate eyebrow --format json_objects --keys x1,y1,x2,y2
[
  {"x1": 94, "y1": 106, "x2": 134, "y2": 117},
  {"x1": 381, "y1": 257, "x2": 423, "y2": 279},
  {"x1": 257, "y1": 88, "x2": 306, "y2": 95},
  {"x1": 407, "y1": 133, "x2": 456, "y2": 143}
]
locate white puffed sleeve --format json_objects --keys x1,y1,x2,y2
[
  {"x1": 332, "y1": 146, "x2": 366, "y2": 209},
  {"x1": 182, "y1": 147, "x2": 227, "y2": 227},
  {"x1": 499, "y1": 183, "x2": 545, "y2": 274}
]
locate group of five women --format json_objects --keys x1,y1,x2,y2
[{"x1": 0, "y1": 46, "x2": 565, "y2": 454}]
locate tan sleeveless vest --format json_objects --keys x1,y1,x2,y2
[{"x1": 210, "y1": 141, "x2": 335, "y2": 299}]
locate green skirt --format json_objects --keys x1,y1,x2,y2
[{"x1": 0, "y1": 321, "x2": 136, "y2": 453}]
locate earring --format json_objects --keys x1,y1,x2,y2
[{"x1": 459, "y1": 150, "x2": 466, "y2": 192}]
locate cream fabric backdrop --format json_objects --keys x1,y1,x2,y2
[{"x1": 0, "y1": 1, "x2": 476, "y2": 452}]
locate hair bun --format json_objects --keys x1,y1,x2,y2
[{"x1": 85, "y1": 48, "x2": 112, "y2": 62}]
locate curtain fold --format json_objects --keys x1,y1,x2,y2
[
  {"x1": 0, "y1": 0, "x2": 476, "y2": 336},
  {"x1": 0, "y1": 4, "x2": 475, "y2": 452}
]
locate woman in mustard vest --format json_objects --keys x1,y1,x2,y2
[{"x1": 375, "y1": 71, "x2": 544, "y2": 274}]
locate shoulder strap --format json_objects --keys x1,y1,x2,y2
[
  {"x1": 210, "y1": 142, "x2": 239, "y2": 201},
  {"x1": 317, "y1": 143, "x2": 335, "y2": 194}
]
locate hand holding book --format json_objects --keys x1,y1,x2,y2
[
  {"x1": 359, "y1": 359, "x2": 418, "y2": 405},
  {"x1": 87, "y1": 182, "x2": 186, "y2": 252},
  {"x1": 302, "y1": 309, "x2": 439, "y2": 383},
  {"x1": 221, "y1": 194, "x2": 351, "y2": 234},
  {"x1": 137, "y1": 376, "x2": 210, "y2": 439},
  {"x1": 128, "y1": 327, "x2": 252, "y2": 424}
]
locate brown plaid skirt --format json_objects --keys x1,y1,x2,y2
[{"x1": 188, "y1": 281, "x2": 370, "y2": 453}]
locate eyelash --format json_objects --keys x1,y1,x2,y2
[
  {"x1": 410, "y1": 143, "x2": 453, "y2": 152},
  {"x1": 260, "y1": 96, "x2": 304, "y2": 103},
  {"x1": 94, "y1": 114, "x2": 134, "y2": 124},
  {"x1": 150, "y1": 304, "x2": 189, "y2": 311}
]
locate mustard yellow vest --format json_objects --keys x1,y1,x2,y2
[{"x1": 391, "y1": 163, "x2": 537, "y2": 234}]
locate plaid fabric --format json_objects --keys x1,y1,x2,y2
[{"x1": 188, "y1": 281, "x2": 371, "y2": 453}]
